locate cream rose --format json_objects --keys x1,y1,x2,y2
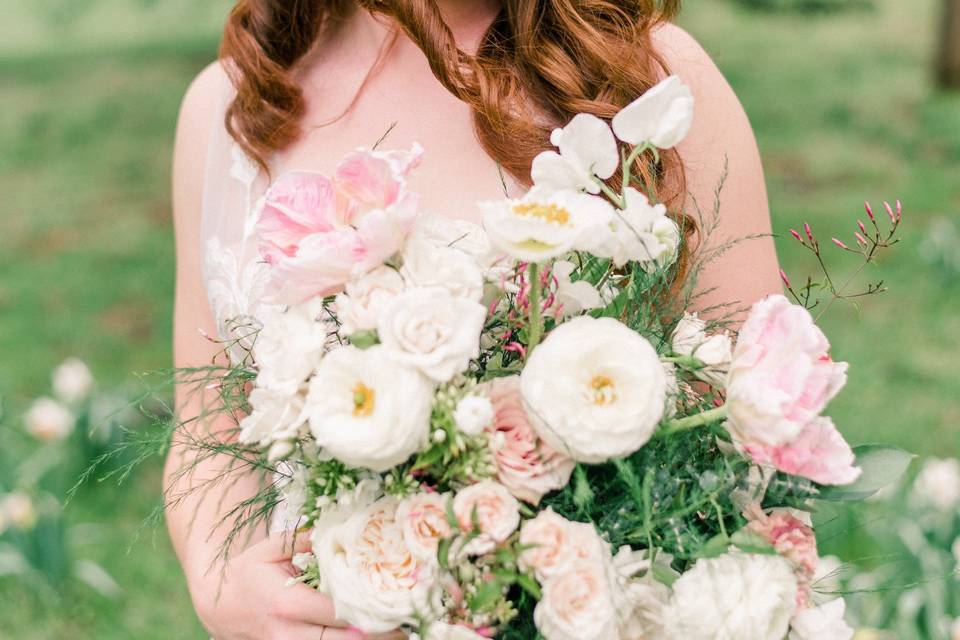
[
  {"x1": 520, "y1": 316, "x2": 667, "y2": 463},
  {"x1": 665, "y1": 551, "x2": 798, "y2": 640},
  {"x1": 396, "y1": 492, "x2": 453, "y2": 564},
  {"x1": 482, "y1": 376, "x2": 574, "y2": 505},
  {"x1": 313, "y1": 497, "x2": 436, "y2": 633},
  {"x1": 518, "y1": 508, "x2": 606, "y2": 582},
  {"x1": 671, "y1": 312, "x2": 733, "y2": 388},
  {"x1": 254, "y1": 297, "x2": 332, "y2": 395},
  {"x1": 305, "y1": 345, "x2": 433, "y2": 472},
  {"x1": 401, "y1": 235, "x2": 485, "y2": 302},
  {"x1": 334, "y1": 265, "x2": 406, "y2": 336},
  {"x1": 452, "y1": 481, "x2": 521, "y2": 555},
  {"x1": 378, "y1": 287, "x2": 487, "y2": 383},
  {"x1": 534, "y1": 560, "x2": 619, "y2": 640}
]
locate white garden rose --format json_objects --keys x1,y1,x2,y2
[
  {"x1": 530, "y1": 113, "x2": 618, "y2": 195},
  {"x1": 481, "y1": 188, "x2": 614, "y2": 263},
  {"x1": 378, "y1": 288, "x2": 486, "y2": 383},
  {"x1": 452, "y1": 481, "x2": 521, "y2": 555},
  {"x1": 665, "y1": 551, "x2": 798, "y2": 640},
  {"x1": 396, "y1": 492, "x2": 453, "y2": 564},
  {"x1": 552, "y1": 260, "x2": 604, "y2": 317},
  {"x1": 612, "y1": 75, "x2": 694, "y2": 149},
  {"x1": 520, "y1": 316, "x2": 667, "y2": 463},
  {"x1": 411, "y1": 622, "x2": 488, "y2": 640},
  {"x1": 334, "y1": 265, "x2": 406, "y2": 336},
  {"x1": 671, "y1": 312, "x2": 733, "y2": 387},
  {"x1": 313, "y1": 497, "x2": 436, "y2": 633},
  {"x1": 237, "y1": 385, "x2": 305, "y2": 455},
  {"x1": 305, "y1": 345, "x2": 433, "y2": 472},
  {"x1": 24, "y1": 397, "x2": 75, "y2": 442},
  {"x1": 534, "y1": 560, "x2": 619, "y2": 640},
  {"x1": 518, "y1": 508, "x2": 607, "y2": 582},
  {"x1": 401, "y1": 235, "x2": 484, "y2": 302},
  {"x1": 52, "y1": 357, "x2": 94, "y2": 404},
  {"x1": 254, "y1": 297, "x2": 332, "y2": 395},
  {"x1": 789, "y1": 599, "x2": 854, "y2": 640},
  {"x1": 453, "y1": 395, "x2": 495, "y2": 437}
]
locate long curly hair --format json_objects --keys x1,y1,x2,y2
[{"x1": 220, "y1": 1, "x2": 686, "y2": 204}]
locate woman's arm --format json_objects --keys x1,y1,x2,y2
[{"x1": 655, "y1": 24, "x2": 783, "y2": 320}]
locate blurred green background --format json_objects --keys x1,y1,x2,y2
[{"x1": 0, "y1": 0, "x2": 957, "y2": 637}]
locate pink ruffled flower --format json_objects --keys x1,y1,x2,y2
[
  {"x1": 727, "y1": 295, "x2": 849, "y2": 447},
  {"x1": 746, "y1": 506, "x2": 819, "y2": 607},
  {"x1": 255, "y1": 145, "x2": 423, "y2": 304},
  {"x1": 480, "y1": 376, "x2": 575, "y2": 505},
  {"x1": 741, "y1": 416, "x2": 862, "y2": 486}
]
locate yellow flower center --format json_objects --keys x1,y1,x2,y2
[
  {"x1": 589, "y1": 375, "x2": 617, "y2": 406},
  {"x1": 512, "y1": 202, "x2": 571, "y2": 226},
  {"x1": 352, "y1": 382, "x2": 376, "y2": 417}
]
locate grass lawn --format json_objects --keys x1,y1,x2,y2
[{"x1": 0, "y1": 0, "x2": 957, "y2": 636}]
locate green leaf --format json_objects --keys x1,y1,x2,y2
[
  {"x1": 468, "y1": 578, "x2": 505, "y2": 612},
  {"x1": 695, "y1": 533, "x2": 730, "y2": 559},
  {"x1": 816, "y1": 444, "x2": 915, "y2": 502},
  {"x1": 347, "y1": 330, "x2": 379, "y2": 349},
  {"x1": 516, "y1": 573, "x2": 542, "y2": 599},
  {"x1": 437, "y1": 536, "x2": 454, "y2": 571},
  {"x1": 730, "y1": 529, "x2": 776, "y2": 555}
]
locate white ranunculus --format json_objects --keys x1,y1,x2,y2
[
  {"x1": 671, "y1": 312, "x2": 733, "y2": 388},
  {"x1": 412, "y1": 622, "x2": 488, "y2": 640},
  {"x1": 334, "y1": 266, "x2": 406, "y2": 336},
  {"x1": 453, "y1": 395, "x2": 495, "y2": 437},
  {"x1": 452, "y1": 481, "x2": 521, "y2": 555},
  {"x1": 552, "y1": 260, "x2": 604, "y2": 317},
  {"x1": 254, "y1": 297, "x2": 332, "y2": 395},
  {"x1": 520, "y1": 316, "x2": 666, "y2": 463},
  {"x1": 401, "y1": 235, "x2": 485, "y2": 302},
  {"x1": 237, "y1": 385, "x2": 305, "y2": 454},
  {"x1": 52, "y1": 358, "x2": 95, "y2": 404},
  {"x1": 665, "y1": 551, "x2": 798, "y2": 640},
  {"x1": 789, "y1": 599, "x2": 854, "y2": 640},
  {"x1": 481, "y1": 188, "x2": 614, "y2": 263},
  {"x1": 313, "y1": 497, "x2": 437, "y2": 633},
  {"x1": 591, "y1": 187, "x2": 679, "y2": 270},
  {"x1": 518, "y1": 508, "x2": 608, "y2": 582},
  {"x1": 910, "y1": 457, "x2": 960, "y2": 511},
  {"x1": 534, "y1": 560, "x2": 620, "y2": 640},
  {"x1": 305, "y1": 345, "x2": 433, "y2": 472},
  {"x1": 531, "y1": 113, "x2": 619, "y2": 195},
  {"x1": 612, "y1": 75, "x2": 694, "y2": 149},
  {"x1": 24, "y1": 397, "x2": 75, "y2": 442},
  {"x1": 378, "y1": 288, "x2": 486, "y2": 383},
  {"x1": 396, "y1": 492, "x2": 453, "y2": 564}
]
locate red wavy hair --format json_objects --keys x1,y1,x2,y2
[{"x1": 220, "y1": 0, "x2": 685, "y2": 205}]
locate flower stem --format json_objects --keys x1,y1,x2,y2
[
  {"x1": 527, "y1": 262, "x2": 543, "y2": 354},
  {"x1": 661, "y1": 405, "x2": 728, "y2": 435}
]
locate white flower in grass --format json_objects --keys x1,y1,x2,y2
[
  {"x1": 401, "y1": 235, "x2": 484, "y2": 302},
  {"x1": 313, "y1": 497, "x2": 437, "y2": 633},
  {"x1": 334, "y1": 266, "x2": 406, "y2": 336},
  {"x1": 305, "y1": 345, "x2": 433, "y2": 472},
  {"x1": 593, "y1": 187, "x2": 680, "y2": 270},
  {"x1": 612, "y1": 75, "x2": 694, "y2": 149},
  {"x1": 671, "y1": 312, "x2": 733, "y2": 387},
  {"x1": 453, "y1": 395, "x2": 494, "y2": 437},
  {"x1": 520, "y1": 316, "x2": 666, "y2": 463},
  {"x1": 531, "y1": 113, "x2": 619, "y2": 194},
  {"x1": 254, "y1": 297, "x2": 332, "y2": 395},
  {"x1": 0, "y1": 492, "x2": 37, "y2": 531},
  {"x1": 481, "y1": 188, "x2": 614, "y2": 263},
  {"x1": 789, "y1": 599, "x2": 854, "y2": 640},
  {"x1": 52, "y1": 358, "x2": 94, "y2": 404},
  {"x1": 452, "y1": 480, "x2": 521, "y2": 556},
  {"x1": 237, "y1": 385, "x2": 304, "y2": 456},
  {"x1": 378, "y1": 288, "x2": 487, "y2": 383},
  {"x1": 665, "y1": 551, "x2": 798, "y2": 640},
  {"x1": 534, "y1": 560, "x2": 619, "y2": 640},
  {"x1": 552, "y1": 260, "x2": 604, "y2": 317},
  {"x1": 910, "y1": 457, "x2": 960, "y2": 511},
  {"x1": 24, "y1": 397, "x2": 75, "y2": 442},
  {"x1": 396, "y1": 492, "x2": 453, "y2": 565}
]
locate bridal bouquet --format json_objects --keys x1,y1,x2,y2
[{"x1": 175, "y1": 76, "x2": 910, "y2": 640}]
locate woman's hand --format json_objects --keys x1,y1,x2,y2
[{"x1": 187, "y1": 530, "x2": 405, "y2": 640}]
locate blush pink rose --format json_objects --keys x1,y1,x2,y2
[
  {"x1": 746, "y1": 507, "x2": 819, "y2": 607},
  {"x1": 481, "y1": 376, "x2": 575, "y2": 505},
  {"x1": 741, "y1": 416, "x2": 861, "y2": 486},
  {"x1": 726, "y1": 295, "x2": 849, "y2": 447},
  {"x1": 452, "y1": 481, "x2": 521, "y2": 555},
  {"x1": 255, "y1": 145, "x2": 423, "y2": 304}
]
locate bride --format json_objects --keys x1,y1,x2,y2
[{"x1": 166, "y1": 0, "x2": 780, "y2": 638}]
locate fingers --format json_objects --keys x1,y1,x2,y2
[
  {"x1": 273, "y1": 582, "x2": 344, "y2": 627},
  {"x1": 253, "y1": 528, "x2": 314, "y2": 562},
  {"x1": 283, "y1": 624, "x2": 378, "y2": 640}
]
